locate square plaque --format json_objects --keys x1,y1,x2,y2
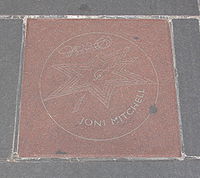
[{"x1": 17, "y1": 18, "x2": 181, "y2": 158}]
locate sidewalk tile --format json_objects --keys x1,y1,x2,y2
[
  {"x1": 18, "y1": 19, "x2": 181, "y2": 158},
  {"x1": 0, "y1": 0, "x2": 199, "y2": 15},
  {"x1": 173, "y1": 19, "x2": 200, "y2": 156},
  {"x1": 0, "y1": 19, "x2": 23, "y2": 159}
]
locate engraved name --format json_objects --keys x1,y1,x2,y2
[
  {"x1": 79, "y1": 118, "x2": 106, "y2": 127},
  {"x1": 111, "y1": 89, "x2": 145, "y2": 125},
  {"x1": 78, "y1": 89, "x2": 145, "y2": 128}
]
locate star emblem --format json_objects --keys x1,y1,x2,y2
[{"x1": 44, "y1": 46, "x2": 156, "y2": 113}]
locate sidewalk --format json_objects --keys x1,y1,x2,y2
[{"x1": 0, "y1": 0, "x2": 199, "y2": 177}]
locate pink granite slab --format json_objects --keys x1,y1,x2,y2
[{"x1": 18, "y1": 19, "x2": 181, "y2": 158}]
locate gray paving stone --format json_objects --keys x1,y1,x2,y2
[
  {"x1": 0, "y1": 19, "x2": 23, "y2": 159},
  {"x1": 0, "y1": 160, "x2": 199, "y2": 178},
  {"x1": 0, "y1": 0, "x2": 199, "y2": 15},
  {"x1": 173, "y1": 19, "x2": 200, "y2": 156}
]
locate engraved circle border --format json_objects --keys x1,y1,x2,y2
[{"x1": 38, "y1": 32, "x2": 160, "y2": 141}]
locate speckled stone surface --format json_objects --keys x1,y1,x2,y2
[
  {"x1": 0, "y1": 0, "x2": 199, "y2": 15},
  {"x1": 18, "y1": 19, "x2": 181, "y2": 158},
  {"x1": 0, "y1": 19, "x2": 23, "y2": 159},
  {"x1": 173, "y1": 19, "x2": 200, "y2": 156}
]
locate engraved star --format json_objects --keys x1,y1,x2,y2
[{"x1": 44, "y1": 47, "x2": 156, "y2": 112}]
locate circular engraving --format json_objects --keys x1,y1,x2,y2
[{"x1": 39, "y1": 32, "x2": 159, "y2": 141}]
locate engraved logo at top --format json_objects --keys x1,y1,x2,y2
[
  {"x1": 39, "y1": 32, "x2": 159, "y2": 141},
  {"x1": 58, "y1": 36, "x2": 112, "y2": 58}
]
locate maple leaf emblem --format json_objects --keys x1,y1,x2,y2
[{"x1": 44, "y1": 46, "x2": 156, "y2": 113}]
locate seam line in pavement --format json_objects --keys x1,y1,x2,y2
[
  {"x1": 0, "y1": 15, "x2": 199, "y2": 20},
  {"x1": 169, "y1": 19, "x2": 186, "y2": 159},
  {"x1": 10, "y1": 17, "x2": 27, "y2": 162}
]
